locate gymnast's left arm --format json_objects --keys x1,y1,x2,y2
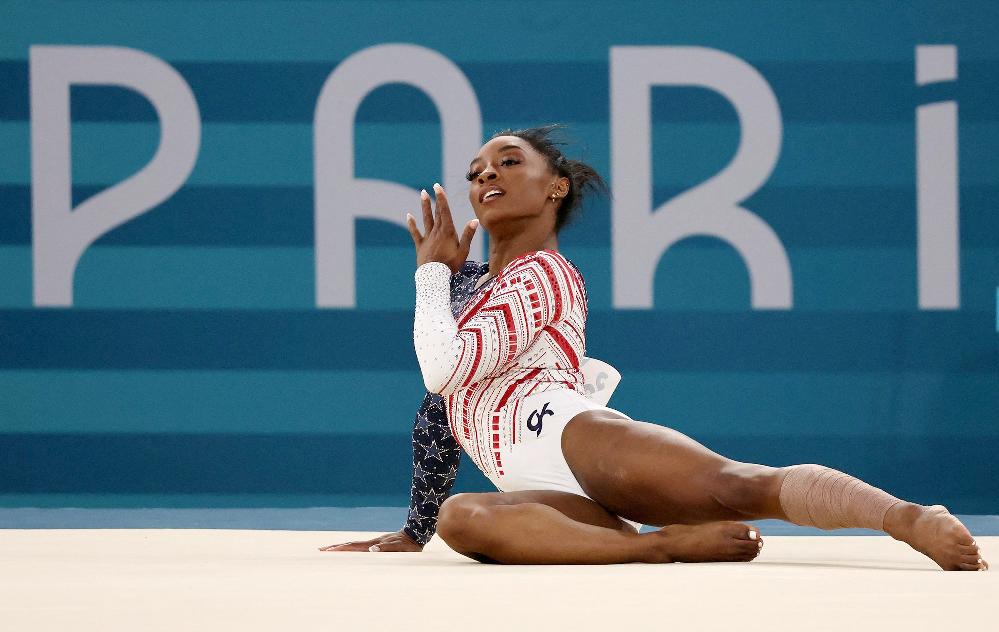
[{"x1": 404, "y1": 183, "x2": 479, "y2": 394}]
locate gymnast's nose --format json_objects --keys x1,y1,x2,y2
[{"x1": 477, "y1": 166, "x2": 498, "y2": 184}]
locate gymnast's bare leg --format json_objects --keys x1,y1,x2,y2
[
  {"x1": 436, "y1": 489, "x2": 762, "y2": 565},
  {"x1": 559, "y1": 410, "x2": 988, "y2": 571}
]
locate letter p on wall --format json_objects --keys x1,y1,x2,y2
[{"x1": 30, "y1": 46, "x2": 200, "y2": 307}]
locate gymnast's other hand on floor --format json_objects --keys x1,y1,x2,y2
[{"x1": 318, "y1": 530, "x2": 423, "y2": 553}]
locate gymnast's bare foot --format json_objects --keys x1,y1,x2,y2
[
  {"x1": 885, "y1": 503, "x2": 988, "y2": 571},
  {"x1": 645, "y1": 521, "x2": 762, "y2": 563}
]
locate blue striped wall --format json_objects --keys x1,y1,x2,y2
[{"x1": 1, "y1": 1, "x2": 996, "y2": 512}]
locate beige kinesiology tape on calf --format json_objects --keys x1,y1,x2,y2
[{"x1": 778, "y1": 464, "x2": 904, "y2": 531}]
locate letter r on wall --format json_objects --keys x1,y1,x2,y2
[{"x1": 610, "y1": 46, "x2": 792, "y2": 309}]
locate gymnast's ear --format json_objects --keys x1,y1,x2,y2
[{"x1": 549, "y1": 175, "x2": 570, "y2": 199}]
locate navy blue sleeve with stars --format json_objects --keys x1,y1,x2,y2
[{"x1": 403, "y1": 260, "x2": 491, "y2": 546}]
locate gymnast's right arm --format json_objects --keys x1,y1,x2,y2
[
  {"x1": 320, "y1": 187, "x2": 480, "y2": 552},
  {"x1": 318, "y1": 393, "x2": 460, "y2": 553}
]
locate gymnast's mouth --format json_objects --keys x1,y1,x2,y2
[{"x1": 480, "y1": 186, "x2": 505, "y2": 203}]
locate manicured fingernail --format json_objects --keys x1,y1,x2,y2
[
  {"x1": 758, "y1": 541, "x2": 763, "y2": 548},
  {"x1": 748, "y1": 531, "x2": 757, "y2": 540},
  {"x1": 369, "y1": 545, "x2": 380, "y2": 552},
  {"x1": 433, "y1": 182, "x2": 441, "y2": 190},
  {"x1": 421, "y1": 189, "x2": 428, "y2": 199},
  {"x1": 470, "y1": 219, "x2": 479, "y2": 228},
  {"x1": 405, "y1": 212, "x2": 413, "y2": 222}
]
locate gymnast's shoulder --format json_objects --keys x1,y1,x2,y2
[
  {"x1": 510, "y1": 249, "x2": 584, "y2": 284},
  {"x1": 506, "y1": 249, "x2": 578, "y2": 272}
]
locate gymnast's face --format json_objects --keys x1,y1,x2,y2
[{"x1": 466, "y1": 136, "x2": 568, "y2": 235}]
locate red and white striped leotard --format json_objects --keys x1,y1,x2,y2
[{"x1": 413, "y1": 249, "x2": 587, "y2": 486}]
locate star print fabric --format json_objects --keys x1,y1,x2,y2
[{"x1": 403, "y1": 260, "x2": 491, "y2": 546}]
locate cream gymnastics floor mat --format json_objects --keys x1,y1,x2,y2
[{"x1": 0, "y1": 529, "x2": 995, "y2": 631}]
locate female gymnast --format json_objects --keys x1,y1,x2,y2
[{"x1": 321, "y1": 126, "x2": 988, "y2": 570}]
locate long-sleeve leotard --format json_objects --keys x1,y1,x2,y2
[{"x1": 413, "y1": 249, "x2": 588, "y2": 484}]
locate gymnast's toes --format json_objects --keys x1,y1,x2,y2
[
  {"x1": 722, "y1": 522, "x2": 763, "y2": 560},
  {"x1": 652, "y1": 521, "x2": 761, "y2": 563},
  {"x1": 902, "y1": 504, "x2": 985, "y2": 570}
]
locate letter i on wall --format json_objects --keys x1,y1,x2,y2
[{"x1": 915, "y1": 45, "x2": 960, "y2": 310}]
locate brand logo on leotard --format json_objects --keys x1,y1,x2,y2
[
  {"x1": 526, "y1": 402, "x2": 554, "y2": 437},
  {"x1": 583, "y1": 372, "x2": 608, "y2": 397}
]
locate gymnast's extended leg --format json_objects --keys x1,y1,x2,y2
[
  {"x1": 435, "y1": 489, "x2": 763, "y2": 565},
  {"x1": 561, "y1": 411, "x2": 988, "y2": 571}
]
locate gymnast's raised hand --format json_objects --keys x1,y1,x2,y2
[{"x1": 404, "y1": 183, "x2": 478, "y2": 272}]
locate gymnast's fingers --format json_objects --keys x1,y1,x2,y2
[
  {"x1": 318, "y1": 540, "x2": 371, "y2": 552},
  {"x1": 420, "y1": 188, "x2": 434, "y2": 234},
  {"x1": 433, "y1": 183, "x2": 456, "y2": 234},
  {"x1": 457, "y1": 219, "x2": 479, "y2": 260},
  {"x1": 405, "y1": 213, "x2": 423, "y2": 246}
]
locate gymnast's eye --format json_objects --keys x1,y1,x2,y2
[{"x1": 466, "y1": 157, "x2": 520, "y2": 181}]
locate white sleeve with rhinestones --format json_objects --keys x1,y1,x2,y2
[{"x1": 413, "y1": 262, "x2": 459, "y2": 394}]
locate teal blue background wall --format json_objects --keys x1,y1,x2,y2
[{"x1": 1, "y1": 1, "x2": 996, "y2": 512}]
